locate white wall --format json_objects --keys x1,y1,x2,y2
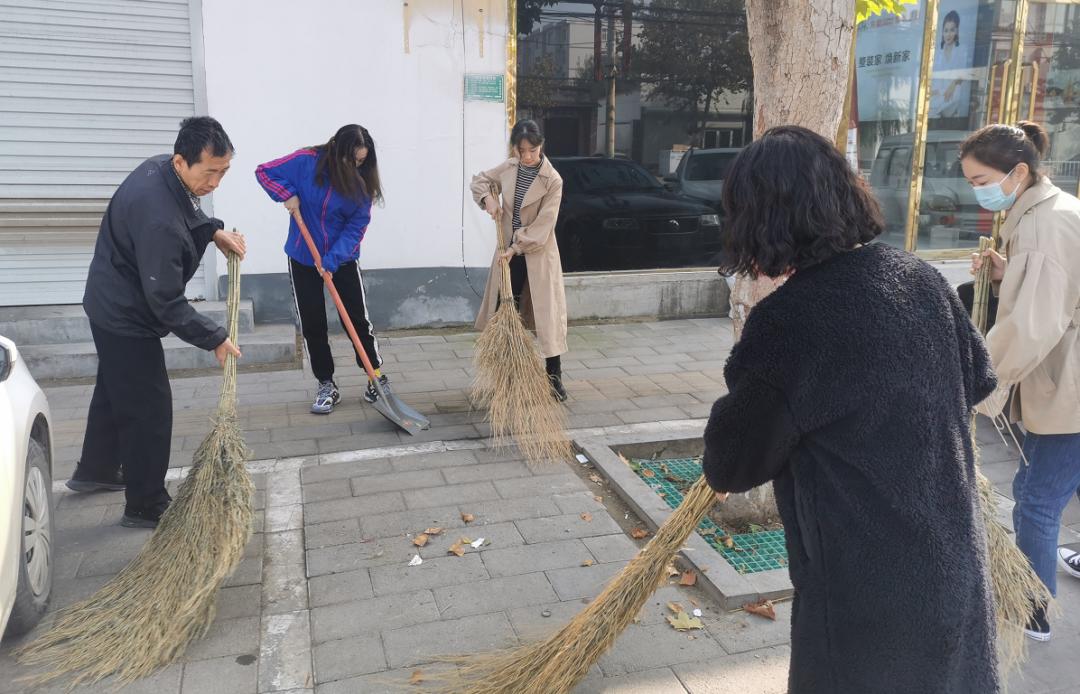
[{"x1": 200, "y1": 0, "x2": 509, "y2": 278}]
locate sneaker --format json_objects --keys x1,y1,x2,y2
[
  {"x1": 311, "y1": 380, "x2": 340, "y2": 414},
  {"x1": 548, "y1": 374, "x2": 568, "y2": 402},
  {"x1": 121, "y1": 500, "x2": 170, "y2": 529},
  {"x1": 66, "y1": 465, "x2": 125, "y2": 492},
  {"x1": 1024, "y1": 604, "x2": 1052, "y2": 642},
  {"x1": 1058, "y1": 547, "x2": 1080, "y2": 579},
  {"x1": 364, "y1": 375, "x2": 391, "y2": 404}
]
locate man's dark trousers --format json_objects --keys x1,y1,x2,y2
[{"x1": 77, "y1": 322, "x2": 173, "y2": 510}]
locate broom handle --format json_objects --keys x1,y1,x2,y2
[
  {"x1": 221, "y1": 247, "x2": 241, "y2": 402},
  {"x1": 972, "y1": 236, "x2": 995, "y2": 335},
  {"x1": 491, "y1": 185, "x2": 514, "y2": 302},
  {"x1": 290, "y1": 209, "x2": 380, "y2": 382}
]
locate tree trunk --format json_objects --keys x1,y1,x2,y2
[
  {"x1": 726, "y1": 0, "x2": 856, "y2": 518},
  {"x1": 729, "y1": 0, "x2": 855, "y2": 339}
]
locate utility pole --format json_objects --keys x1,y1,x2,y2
[
  {"x1": 593, "y1": 2, "x2": 603, "y2": 82},
  {"x1": 605, "y1": 2, "x2": 616, "y2": 158},
  {"x1": 622, "y1": 0, "x2": 632, "y2": 74}
]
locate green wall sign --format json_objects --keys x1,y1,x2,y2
[{"x1": 464, "y1": 73, "x2": 504, "y2": 102}]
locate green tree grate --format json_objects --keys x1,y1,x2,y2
[{"x1": 630, "y1": 457, "x2": 788, "y2": 574}]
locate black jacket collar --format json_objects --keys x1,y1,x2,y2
[{"x1": 154, "y1": 154, "x2": 216, "y2": 231}]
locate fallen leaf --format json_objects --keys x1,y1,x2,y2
[
  {"x1": 409, "y1": 669, "x2": 424, "y2": 685},
  {"x1": 461, "y1": 512, "x2": 475, "y2": 523},
  {"x1": 459, "y1": 536, "x2": 473, "y2": 544},
  {"x1": 666, "y1": 611, "x2": 704, "y2": 631},
  {"x1": 679, "y1": 570, "x2": 697, "y2": 587},
  {"x1": 589, "y1": 473, "x2": 604, "y2": 485},
  {"x1": 642, "y1": 469, "x2": 656, "y2": 478},
  {"x1": 630, "y1": 528, "x2": 650, "y2": 539},
  {"x1": 447, "y1": 543, "x2": 466, "y2": 557},
  {"x1": 408, "y1": 554, "x2": 423, "y2": 566},
  {"x1": 593, "y1": 495, "x2": 603, "y2": 503},
  {"x1": 425, "y1": 527, "x2": 444, "y2": 536},
  {"x1": 664, "y1": 475, "x2": 684, "y2": 484},
  {"x1": 690, "y1": 599, "x2": 699, "y2": 607},
  {"x1": 665, "y1": 563, "x2": 680, "y2": 577},
  {"x1": 659, "y1": 463, "x2": 670, "y2": 474},
  {"x1": 412, "y1": 534, "x2": 430, "y2": 547},
  {"x1": 720, "y1": 535, "x2": 736, "y2": 549},
  {"x1": 744, "y1": 599, "x2": 777, "y2": 621},
  {"x1": 667, "y1": 601, "x2": 685, "y2": 615},
  {"x1": 581, "y1": 559, "x2": 594, "y2": 567},
  {"x1": 580, "y1": 512, "x2": 592, "y2": 522}
]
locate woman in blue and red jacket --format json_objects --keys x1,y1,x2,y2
[{"x1": 256, "y1": 124, "x2": 388, "y2": 414}]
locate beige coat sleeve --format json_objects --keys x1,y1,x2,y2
[
  {"x1": 511, "y1": 178, "x2": 563, "y2": 255},
  {"x1": 470, "y1": 160, "x2": 511, "y2": 209},
  {"x1": 986, "y1": 250, "x2": 1080, "y2": 384}
]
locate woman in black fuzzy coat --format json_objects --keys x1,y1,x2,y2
[{"x1": 702, "y1": 127, "x2": 1000, "y2": 694}]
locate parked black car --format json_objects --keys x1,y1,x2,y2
[{"x1": 549, "y1": 157, "x2": 724, "y2": 272}]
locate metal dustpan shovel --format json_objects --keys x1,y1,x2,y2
[{"x1": 291, "y1": 209, "x2": 430, "y2": 435}]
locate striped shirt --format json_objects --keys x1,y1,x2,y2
[{"x1": 512, "y1": 157, "x2": 543, "y2": 231}]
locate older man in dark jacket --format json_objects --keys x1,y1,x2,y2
[{"x1": 67, "y1": 116, "x2": 245, "y2": 528}]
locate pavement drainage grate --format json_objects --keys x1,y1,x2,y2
[{"x1": 630, "y1": 457, "x2": 788, "y2": 574}]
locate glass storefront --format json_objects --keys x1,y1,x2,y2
[{"x1": 853, "y1": 0, "x2": 1080, "y2": 256}]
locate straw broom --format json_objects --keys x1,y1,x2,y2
[
  {"x1": 441, "y1": 239, "x2": 1047, "y2": 692},
  {"x1": 471, "y1": 190, "x2": 571, "y2": 466},
  {"x1": 15, "y1": 251, "x2": 254, "y2": 688},
  {"x1": 970, "y1": 235, "x2": 1053, "y2": 675},
  {"x1": 438, "y1": 476, "x2": 721, "y2": 694}
]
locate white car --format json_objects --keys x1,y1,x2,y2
[{"x1": 0, "y1": 335, "x2": 54, "y2": 639}]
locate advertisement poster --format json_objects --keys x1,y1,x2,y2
[
  {"x1": 929, "y1": 0, "x2": 979, "y2": 118},
  {"x1": 855, "y1": 1, "x2": 925, "y2": 123}
]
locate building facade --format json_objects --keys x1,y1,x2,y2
[{"x1": 0, "y1": 0, "x2": 510, "y2": 328}]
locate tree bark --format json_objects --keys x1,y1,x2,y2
[{"x1": 729, "y1": 0, "x2": 855, "y2": 339}]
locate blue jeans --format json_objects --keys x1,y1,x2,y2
[{"x1": 1012, "y1": 432, "x2": 1080, "y2": 596}]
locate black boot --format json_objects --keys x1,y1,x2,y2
[
  {"x1": 548, "y1": 373, "x2": 568, "y2": 402},
  {"x1": 546, "y1": 356, "x2": 567, "y2": 402}
]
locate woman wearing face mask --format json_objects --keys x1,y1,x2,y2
[
  {"x1": 470, "y1": 120, "x2": 569, "y2": 401},
  {"x1": 965, "y1": 121, "x2": 1080, "y2": 642},
  {"x1": 256, "y1": 124, "x2": 390, "y2": 415}
]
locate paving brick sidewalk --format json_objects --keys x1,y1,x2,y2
[{"x1": 2, "y1": 318, "x2": 1078, "y2": 693}]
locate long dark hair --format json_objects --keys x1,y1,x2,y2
[
  {"x1": 314, "y1": 124, "x2": 383, "y2": 203},
  {"x1": 959, "y1": 121, "x2": 1049, "y2": 185},
  {"x1": 719, "y1": 126, "x2": 884, "y2": 278},
  {"x1": 940, "y1": 11, "x2": 960, "y2": 48}
]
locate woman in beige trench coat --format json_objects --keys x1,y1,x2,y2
[
  {"x1": 470, "y1": 120, "x2": 569, "y2": 401},
  {"x1": 966, "y1": 121, "x2": 1080, "y2": 642}
]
